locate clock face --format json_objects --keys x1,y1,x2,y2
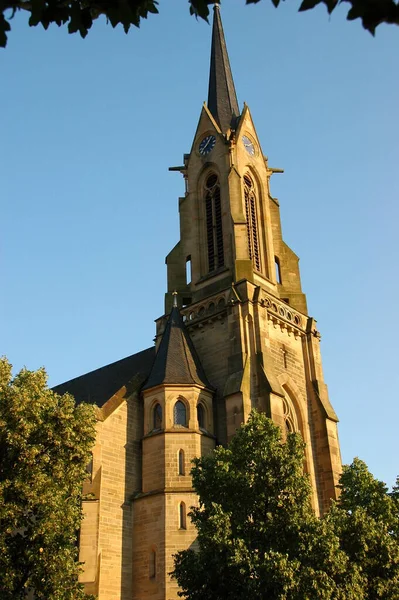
[
  {"x1": 242, "y1": 135, "x2": 255, "y2": 156},
  {"x1": 199, "y1": 135, "x2": 216, "y2": 156}
]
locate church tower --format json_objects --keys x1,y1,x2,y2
[
  {"x1": 162, "y1": 3, "x2": 341, "y2": 516},
  {"x1": 54, "y1": 7, "x2": 342, "y2": 600}
]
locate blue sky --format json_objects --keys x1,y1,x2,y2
[{"x1": 1, "y1": 2, "x2": 398, "y2": 487}]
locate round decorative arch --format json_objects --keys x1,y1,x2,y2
[
  {"x1": 244, "y1": 164, "x2": 268, "y2": 207},
  {"x1": 196, "y1": 161, "x2": 221, "y2": 190}
]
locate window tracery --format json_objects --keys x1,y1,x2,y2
[
  {"x1": 282, "y1": 395, "x2": 298, "y2": 434},
  {"x1": 174, "y1": 400, "x2": 187, "y2": 427}
]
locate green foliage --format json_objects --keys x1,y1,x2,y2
[
  {"x1": 1, "y1": 0, "x2": 398, "y2": 48},
  {"x1": 172, "y1": 411, "x2": 399, "y2": 600},
  {"x1": 328, "y1": 458, "x2": 399, "y2": 598},
  {"x1": 173, "y1": 412, "x2": 362, "y2": 599},
  {"x1": 0, "y1": 357, "x2": 97, "y2": 600}
]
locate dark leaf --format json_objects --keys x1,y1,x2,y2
[
  {"x1": 299, "y1": 0, "x2": 322, "y2": 12},
  {"x1": 79, "y1": 25, "x2": 89, "y2": 38},
  {"x1": 81, "y1": 7, "x2": 93, "y2": 31},
  {"x1": 147, "y1": 3, "x2": 159, "y2": 14},
  {"x1": 29, "y1": 0, "x2": 46, "y2": 27},
  {"x1": 324, "y1": 0, "x2": 339, "y2": 14},
  {"x1": 68, "y1": 3, "x2": 82, "y2": 34},
  {"x1": 0, "y1": 14, "x2": 11, "y2": 48},
  {"x1": 189, "y1": 0, "x2": 211, "y2": 21},
  {"x1": 347, "y1": 5, "x2": 362, "y2": 20},
  {"x1": 106, "y1": 7, "x2": 120, "y2": 28}
]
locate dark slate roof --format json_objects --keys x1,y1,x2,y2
[
  {"x1": 142, "y1": 307, "x2": 213, "y2": 391},
  {"x1": 208, "y1": 4, "x2": 240, "y2": 133},
  {"x1": 52, "y1": 346, "x2": 155, "y2": 407}
]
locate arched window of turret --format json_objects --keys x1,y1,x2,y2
[
  {"x1": 153, "y1": 403, "x2": 162, "y2": 430},
  {"x1": 149, "y1": 549, "x2": 156, "y2": 579},
  {"x1": 275, "y1": 256, "x2": 282, "y2": 284},
  {"x1": 174, "y1": 400, "x2": 187, "y2": 427},
  {"x1": 197, "y1": 403, "x2": 205, "y2": 430},
  {"x1": 186, "y1": 255, "x2": 192, "y2": 285},
  {"x1": 178, "y1": 449, "x2": 185, "y2": 475},
  {"x1": 243, "y1": 174, "x2": 261, "y2": 272},
  {"x1": 179, "y1": 502, "x2": 187, "y2": 529},
  {"x1": 204, "y1": 173, "x2": 224, "y2": 272}
]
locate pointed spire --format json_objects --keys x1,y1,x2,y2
[
  {"x1": 208, "y1": 4, "x2": 240, "y2": 133},
  {"x1": 142, "y1": 306, "x2": 213, "y2": 391}
]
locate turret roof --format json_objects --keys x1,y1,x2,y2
[{"x1": 142, "y1": 306, "x2": 213, "y2": 391}]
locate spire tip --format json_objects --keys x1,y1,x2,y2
[{"x1": 208, "y1": 1, "x2": 239, "y2": 132}]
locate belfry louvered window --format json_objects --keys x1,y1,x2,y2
[
  {"x1": 204, "y1": 173, "x2": 224, "y2": 272},
  {"x1": 244, "y1": 174, "x2": 261, "y2": 271}
]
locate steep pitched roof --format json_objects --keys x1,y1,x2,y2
[
  {"x1": 52, "y1": 346, "x2": 155, "y2": 407},
  {"x1": 207, "y1": 4, "x2": 240, "y2": 133},
  {"x1": 142, "y1": 306, "x2": 213, "y2": 391}
]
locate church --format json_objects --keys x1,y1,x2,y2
[{"x1": 54, "y1": 6, "x2": 342, "y2": 599}]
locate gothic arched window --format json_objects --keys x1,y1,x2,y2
[
  {"x1": 197, "y1": 404, "x2": 205, "y2": 430},
  {"x1": 179, "y1": 502, "x2": 187, "y2": 529},
  {"x1": 178, "y1": 449, "x2": 185, "y2": 475},
  {"x1": 153, "y1": 403, "x2": 162, "y2": 430},
  {"x1": 243, "y1": 174, "x2": 261, "y2": 272},
  {"x1": 275, "y1": 256, "x2": 282, "y2": 284},
  {"x1": 204, "y1": 173, "x2": 224, "y2": 272},
  {"x1": 149, "y1": 550, "x2": 156, "y2": 579},
  {"x1": 174, "y1": 400, "x2": 187, "y2": 427}
]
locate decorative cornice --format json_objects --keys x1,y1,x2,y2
[
  {"x1": 259, "y1": 293, "x2": 306, "y2": 338},
  {"x1": 159, "y1": 287, "x2": 310, "y2": 340}
]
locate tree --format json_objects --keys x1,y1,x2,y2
[
  {"x1": 0, "y1": 357, "x2": 97, "y2": 600},
  {"x1": 327, "y1": 459, "x2": 399, "y2": 598},
  {"x1": 172, "y1": 411, "x2": 399, "y2": 599},
  {"x1": 1, "y1": 0, "x2": 398, "y2": 49}
]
